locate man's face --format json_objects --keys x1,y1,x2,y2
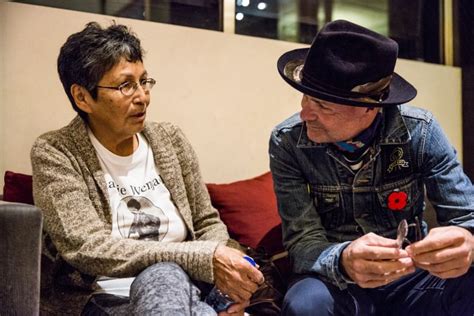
[
  {"x1": 87, "y1": 58, "x2": 151, "y2": 142},
  {"x1": 300, "y1": 94, "x2": 379, "y2": 143}
]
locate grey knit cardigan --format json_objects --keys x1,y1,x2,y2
[{"x1": 31, "y1": 116, "x2": 234, "y2": 292}]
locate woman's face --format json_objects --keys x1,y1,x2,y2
[{"x1": 86, "y1": 58, "x2": 151, "y2": 145}]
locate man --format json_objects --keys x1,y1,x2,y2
[
  {"x1": 270, "y1": 20, "x2": 474, "y2": 315},
  {"x1": 31, "y1": 22, "x2": 263, "y2": 315}
]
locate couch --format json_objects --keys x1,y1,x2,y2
[
  {"x1": 1, "y1": 170, "x2": 289, "y2": 315},
  {"x1": 1, "y1": 169, "x2": 440, "y2": 315}
]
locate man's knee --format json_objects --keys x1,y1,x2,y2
[
  {"x1": 451, "y1": 267, "x2": 474, "y2": 301},
  {"x1": 463, "y1": 266, "x2": 474, "y2": 281},
  {"x1": 282, "y1": 277, "x2": 334, "y2": 316}
]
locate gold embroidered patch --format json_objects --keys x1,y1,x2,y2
[{"x1": 387, "y1": 147, "x2": 409, "y2": 173}]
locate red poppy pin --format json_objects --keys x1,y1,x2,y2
[{"x1": 387, "y1": 191, "x2": 408, "y2": 211}]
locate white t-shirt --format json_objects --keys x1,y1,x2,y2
[{"x1": 88, "y1": 130, "x2": 187, "y2": 296}]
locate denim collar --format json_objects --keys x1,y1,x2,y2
[
  {"x1": 296, "y1": 123, "x2": 325, "y2": 148},
  {"x1": 296, "y1": 105, "x2": 411, "y2": 149},
  {"x1": 379, "y1": 105, "x2": 411, "y2": 145}
]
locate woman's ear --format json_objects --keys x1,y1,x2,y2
[{"x1": 71, "y1": 84, "x2": 93, "y2": 113}]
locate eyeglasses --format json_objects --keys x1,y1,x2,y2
[
  {"x1": 396, "y1": 217, "x2": 422, "y2": 248},
  {"x1": 96, "y1": 78, "x2": 156, "y2": 96}
]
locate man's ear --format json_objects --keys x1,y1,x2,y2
[{"x1": 71, "y1": 84, "x2": 93, "y2": 113}]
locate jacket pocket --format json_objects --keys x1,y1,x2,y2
[
  {"x1": 376, "y1": 180, "x2": 423, "y2": 227},
  {"x1": 313, "y1": 190, "x2": 342, "y2": 229}
]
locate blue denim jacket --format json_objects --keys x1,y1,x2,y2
[{"x1": 269, "y1": 104, "x2": 474, "y2": 289}]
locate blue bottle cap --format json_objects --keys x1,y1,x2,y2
[{"x1": 243, "y1": 255, "x2": 256, "y2": 267}]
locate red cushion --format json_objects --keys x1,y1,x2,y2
[
  {"x1": 3, "y1": 171, "x2": 34, "y2": 205},
  {"x1": 2, "y1": 170, "x2": 285, "y2": 254},
  {"x1": 206, "y1": 172, "x2": 284, "y2": 255}
]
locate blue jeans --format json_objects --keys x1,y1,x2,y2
[{"x1": 282, "y1": 268, "x2": 474, "y2": 316}]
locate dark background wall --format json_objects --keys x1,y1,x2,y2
[{"x1": 458, "y1": 0, "x2": 474, "y2": 180}]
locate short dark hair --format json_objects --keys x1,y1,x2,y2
[{"x1": 57, "y1": 21, "x2": 144, "y2": 120}]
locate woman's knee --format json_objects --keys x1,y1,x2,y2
[
  {"x1": 128, "y1": 262, "x2": 204, "y2": 314},
  {"x1": 131, "y1": 262, "x2": 189, "y2": 295}
]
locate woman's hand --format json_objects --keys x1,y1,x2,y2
[
  {"x1": 218, "y1": 300, "x2": 249, "y2": 315},
  {"x1": 212, "y1": 245, "x2": 264, "y2": 303}
]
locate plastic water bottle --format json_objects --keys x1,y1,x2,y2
[{"x1": 205, "y1": 255, "x2": 257, "y2": 312}]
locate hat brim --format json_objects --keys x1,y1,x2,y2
[{"x1": 277, "y1": 48, "x2": 417, "y2": 107}]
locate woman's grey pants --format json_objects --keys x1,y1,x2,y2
[{"x1": 82, "y1": 262, "x2": 217, "y2": 316}]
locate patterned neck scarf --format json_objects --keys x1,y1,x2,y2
[{"x1": 333, "y1": 111, "x2": 383, "y2": 159}]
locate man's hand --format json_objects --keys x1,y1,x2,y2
[
  {"x1": 341, "y1": 232, "x2": 415, "y2": 288},
  {"x1": 213, "y1": 245, "x2": 264, "y2": 304},
  {"x1": 406, "y1": 226, "x2": 474, "y2": 279}
]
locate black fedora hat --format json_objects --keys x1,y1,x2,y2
[{"x1": 277, "y1": 20, "x2": 417, "y2": 107}]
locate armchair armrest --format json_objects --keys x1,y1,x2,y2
[{"x1": 0, "y1": 202, "x2": 43, "y2": 315}]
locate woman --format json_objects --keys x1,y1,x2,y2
[{"x1": 31, "y1": 22, "x2": 263, "y2": 315}]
